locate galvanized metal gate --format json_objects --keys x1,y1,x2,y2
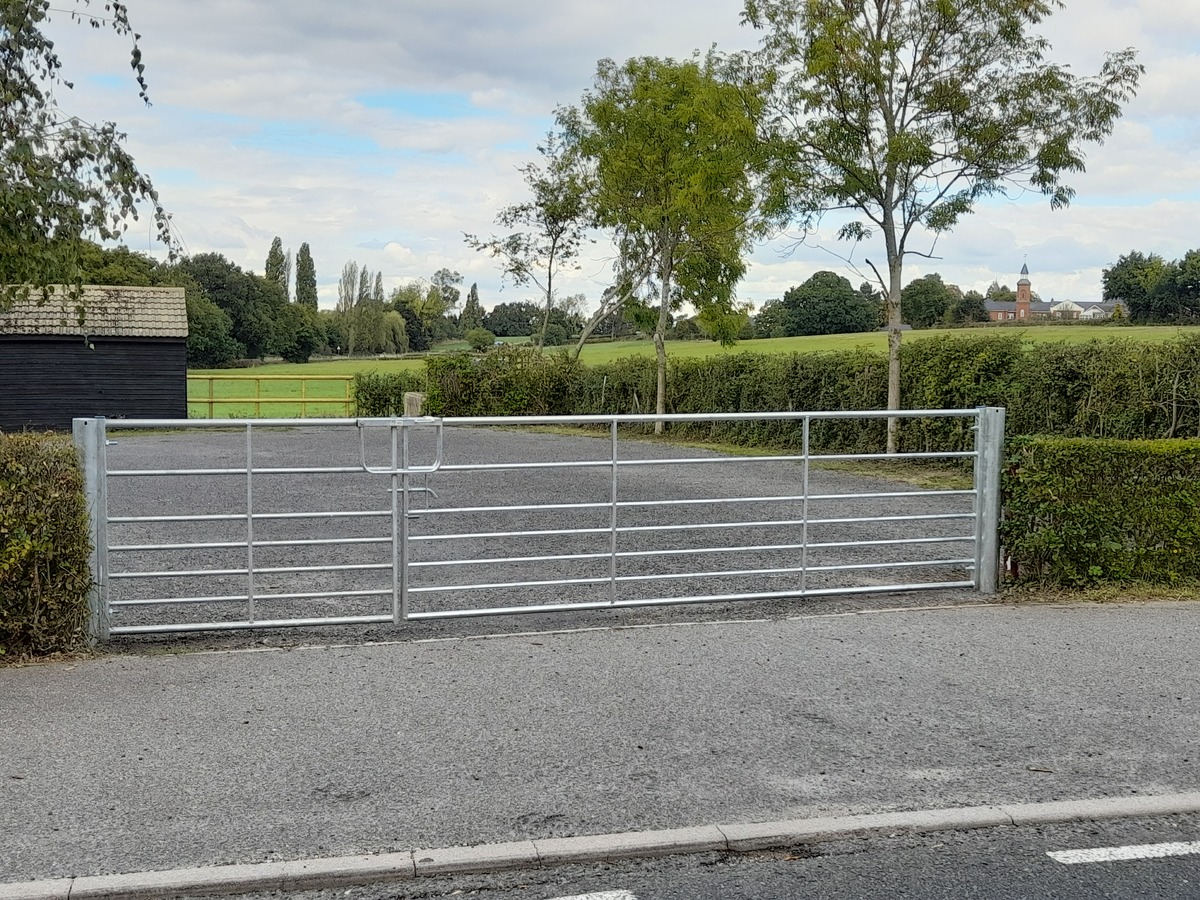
[{"x1": 73, "y1": 409, "x2": 1004, "y2": 639}]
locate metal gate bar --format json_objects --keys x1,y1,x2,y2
[{"x1": 75, "y1": 407, "x2": 1004, "y2": 639}]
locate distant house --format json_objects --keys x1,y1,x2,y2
[
  {"x1": 0, "y1": 285, "x2": 188, "y2": 431},
  {"x1": 985, "y1": 264, "x2": 1125, "y2": 322}
]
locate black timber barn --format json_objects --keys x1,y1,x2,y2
[{"x1": 0, "y1": 285, "x2": 188, "y2": 431}]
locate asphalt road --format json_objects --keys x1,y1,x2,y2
[
  {"x1": 3, "y1": 602, "x2": 1198, "y2": 883},
  {"x1": 246, "y1": 814, "x2": 1200, "y2": 900}
]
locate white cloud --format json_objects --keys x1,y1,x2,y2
[{"x1": 31, "y1": 0, "x2": 1200, "y2": 315}]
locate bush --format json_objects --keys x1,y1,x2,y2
[
  {"x1": 0, "y1": 433, "x2": 92, "y2": 658},
  {"x1": 423, "y1": 348, "x2": 583, "y2": 417},
  {"x1": 465, "y1": 327, "x2": 496, "y2": 352},
  {"x1": 1002, "y1": 437, "x2": 1200, "y2": 586},
  {"x1": 353, "y1": 371, "x2": 427, "y2": 417}
]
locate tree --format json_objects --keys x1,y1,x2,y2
[
  {"x1": 271, "y1": 302, "x2": 322, "y2": 363},
  {"x1": 743, "y1": 0, "x2": 1143, "y2": 451},
  {"x1": 951, "y1": 289, "x2": 989, "y2": 325},
  {"x1": 484, "y1": 300, "x2": 541, "y2": 337},
  {"x1": 295, "y1": 243, "x2": 318, "y2": 308},
  {"x1": 0, "y1": 1, "x2": 175, "y2": 312},
  {"x1": 901, "y1": 274, "x2": 958, "y2": 329},
  {"x1": 430, "y1": 268, "x2": 462, "y2": 313},
  {"x1": 461, "y1": 282, "x2": 484, "y2": 331},
  {"x1": 752, "y1": 298, "x2": 789, "y2": 338},
  {"x1": 337, "y1": 261, "x2": 360, "y2": 354},
  {"x1": 466, "y1": 327, "x2": 496, "y2": 351},
  {"x1": 563, "y1": 53, "x2": 778, "y2": 432},
  {"x1": 175, "y1": 253, "x2": 284, "y2": 360},
  {"x1": 185, "y1": 291, "x2": 241, "y2": 368},
  {"x1": 1103, "y1": 251, "x2": 1167, "y2": 321},
  {"x1": 783, "y1": 271, "x2": 878, "y2": 335},
  {"x1": 265, "y1": 237, "x2": 287, "y2": 291},
  {"x1": 465, "y1": 131, "x2": 589, "y2": 350}
]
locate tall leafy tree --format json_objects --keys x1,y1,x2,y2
[
  {"x1": 0, "y1": 0, "x2": 176, "y2": 311},
  {"x1": 742, "y1": 0, "x2": 1143, "y2": 450},
  {"x1": 264, "y1": 237, "x2": 287, "y2": 291},
  {"x1": 466, "y1": 131, "x2": 590, "y2": 350},
  {"x1": 901, "y1": 273, "x2": 959, "y2": 329},
  {"x1": 430, "y1": 268, "x2": 463, "y2": 313},
  {"x1": 176, "y1": 253, "x2": 284, "y2": 360},
  {"x1": 337, "y1": 261, "x2": 360, "y2": 354},
  {"x1": 295, "y1": 242, "x2": 318, "y2": 308},
  {"x1": 461, "y1": 282, "x2": 484, "y2": 331},
  {"x1": 1103, "y1": 251, "x2": 1167, "y2": 321},
  {"x1": 783, "y1": 271, "x2": 878, "y2": 335},
  {"x1": 562, "y1": 53, "x2": 779, "y2": 431},
  {"x1": 356, "y1": 267, "x2": 371, "y2": 306}
]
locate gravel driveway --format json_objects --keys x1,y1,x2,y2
[{"x1": 100, "y1": 422, "x2": 982, "y2": 649}]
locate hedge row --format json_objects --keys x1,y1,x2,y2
[
  {"x1": 0, "y1": 433, "x2": 92, "y2": 658},
  {"x1": 1002, "y1": 437, "x2": 1200, "y2": 586},
  {"x1": 357, "y1": 335, "x2": 1200, "y2": 451}
]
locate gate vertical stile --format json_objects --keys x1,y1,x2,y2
[
  {"x1": 393, "y1": 424, "x2": 403, "y2": 628},
  {"x1": 245, "y1": 423, "x2": 256, "y2": 624},
  {"x1": 398, "y1": 421, "x2": 411, "y2": 622},
  {"x1": 800, "y1": 415, "x2": 811, "y2": 596},
  {"x1": 609, "y1": 419, "x2": 618, "y2": 606}
]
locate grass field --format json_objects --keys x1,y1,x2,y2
[
  {"x1": 572, "y1": 323, "x2": 1200, "y2": 365},
  {"x1": 188, "y1": 324, "x2": 1200, "y2": 417}
]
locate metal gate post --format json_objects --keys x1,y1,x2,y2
[
  {"x1": 973, "y1": 406, "x2": 1006, "y2": 594},
  {"x1": 72, "y1": 417, "x2": 110, "y2": 643}
]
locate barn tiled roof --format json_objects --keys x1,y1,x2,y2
[{"x1": 0, "y1": 285, "x2": 188, "y2": 338}]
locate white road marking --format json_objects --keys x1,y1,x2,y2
[
  {"x1": 547, "y1": 891, "x2": 638, "y2": 900},
  {"x1": 1048, "y1": 841, "x2": 1200, "y2": 865}
]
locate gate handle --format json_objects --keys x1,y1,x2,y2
[{"x1": 356, "y1": 417, "x2": 444, "y2": 475}]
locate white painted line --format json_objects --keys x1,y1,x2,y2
[
  {"x1": 548, "y1": 892, "x2": 637, "y2": 900},
  {"x1": 1048, "y1": 841, "x2": 1200, "y2": 865}
]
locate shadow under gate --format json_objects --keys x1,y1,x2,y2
[{"x1": 73, "y1": 409, "x2": 1004, "y2": 638}]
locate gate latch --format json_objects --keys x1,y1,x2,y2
[{"x1": 356, "y1": 417, "x2": 444, "y2": 475}]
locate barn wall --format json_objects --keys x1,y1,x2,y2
[{"x1": 0, "y1": 336, "x2": 187, "y2": 431}]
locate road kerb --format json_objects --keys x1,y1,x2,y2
[
  {"x1": 534, "y1": 825, "x2": 728, "y2": 864},
  {"x1": 4, "y1": 792, "x2": 1200, "y2": 900}
]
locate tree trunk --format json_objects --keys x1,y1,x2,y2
[
  {"x1": 882, "y1": 220, "x2": 904, "y2": 454},
  {"x1": 538, "y1": 262, "x2": 553, "y2": 353},
  {"x1": 654, "y1": 245, "x2": 673, "y2": 436}
]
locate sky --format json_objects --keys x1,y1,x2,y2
[{"x1": 41, "y1": 0, "x2": 1200, "y2": 313}]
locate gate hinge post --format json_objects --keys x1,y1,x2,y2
[
  {"x1": 73, "y1": 417, "x2": 110, "y2": 644},
  {"x1": 973, "y1": 406, "x2": 1005, "y2": 595}
]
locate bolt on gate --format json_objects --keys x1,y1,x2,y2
[{"x1": 73, "y1": 408, "x2": 1004, "y2": 640}]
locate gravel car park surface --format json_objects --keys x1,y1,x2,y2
[{"x1": 100, "y1": 423, "x2": 981, "y2": 650}]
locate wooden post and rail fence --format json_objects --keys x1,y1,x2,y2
[{"x1": 187, "y1": 375, "x2": 356, "y2": 418}]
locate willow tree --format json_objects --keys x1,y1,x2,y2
[
  {"x1": 741, "y1": 0, "x2": 1143, "y2": 451},
  {"x1": 562, "y1": 53, "x2": 777, "y2": 431},
  {"x1": 0, "y1": 0, "x2": 175, "y2": 311}
]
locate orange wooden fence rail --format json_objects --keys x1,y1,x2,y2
[{"x1": 186, "y1": 375, "x2": 355, "y2": 418}]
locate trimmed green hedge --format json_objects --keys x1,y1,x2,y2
[
  {"x1": 378, "y1": 335, "x2": 1200, "y2": 452},
  {"x1": 353, "y1": 371, "x2": 427, "y2": 417},
  {"x1": 1002, "y1": 437, "x2": 1200, "y2": 586},
  {"x1": 0, "y1": 433, "x2": 92, "y2": 658}
]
